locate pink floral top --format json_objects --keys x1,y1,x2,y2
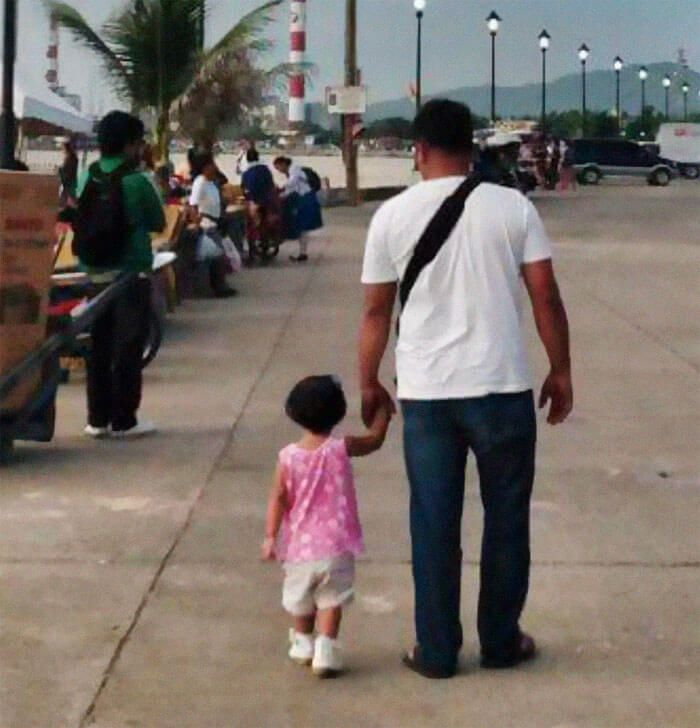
[{"x1": 277, "y1": 438, "x2": 364, "y2": 563}]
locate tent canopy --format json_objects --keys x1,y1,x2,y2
[{"x1": 1, "y1": 65, "x2": 93, "y2": 134}]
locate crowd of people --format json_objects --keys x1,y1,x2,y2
[
  {"x1": 183, "y1": 142, "x2": 325, "y2": 271},
  {"x1": 60, "y1": 111, "x2": 326, "y2": 440},
  {"x1": 518, "y1": 134, "x2": 577, "y2": 191}
]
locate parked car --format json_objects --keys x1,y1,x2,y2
[
  {"x1": 656, "y1": 123, "x2": 700, "y2": 179},
  {"x1": 573, "y1": 139, "x2": 676, "y2": 186}
]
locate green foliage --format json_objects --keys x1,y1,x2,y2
[
  {"x1": 365, "y1": 117, "x2": 413, "y2": 139},
  {"x1": 625, "y1": 106, "x2": 665, "y2": 140},
  {"x1": 46, "y1": 0, "x2": 288, "y2": 156},
  {"x1": 589, "y1": 112, "x2": 619, "y2": 138},
  {"x1": 544, "y1": 110, "x2": 583, "y2": 138},
  {"x1": 47, "y1": 0, "x2": 203, "y2": 112}
]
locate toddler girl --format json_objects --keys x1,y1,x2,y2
[{"x1": 261, "y1": 375, "x2": 391, "y2": 677}]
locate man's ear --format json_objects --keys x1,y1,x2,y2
[{"x1": 414, "y1": 140, "x2": 427, "y2": 170}]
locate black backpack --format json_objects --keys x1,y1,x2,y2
[
  {"x1": 72, "y1": 161, "x2": 132, "y2": 266},
  {"x1": 302, "y1": 166, "x2": 322, "y2": 193}
]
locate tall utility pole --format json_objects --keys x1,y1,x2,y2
[
  {"x1": 344, "y1": 0, "x2": 359, "y2": 206},
  {"x1": 2, "y1": 0, "x2": 18, "y2": 169},
  {"x1": 198, "y1": 0, "x2": 205, "y2": 51}
]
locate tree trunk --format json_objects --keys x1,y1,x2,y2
[{"x1": 155, "y1": 106, "x2": 170, "y2": 162}]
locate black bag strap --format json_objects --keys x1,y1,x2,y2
[
  {"x1": 83, "y1": 160, "x2": 134, "y2": 191},
  {"x1": 399, "y1": 174, "x2": 481, "y2": 312}
]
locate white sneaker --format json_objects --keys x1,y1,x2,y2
[
  {"x1": 312, "y1": 635, "x2": 343, "y2": 677},
  {"x1": 288, "y1": 629, "x2": 314, "y2": 665},
  {"x1": 110, "y1": 420, "x2": 157, "y2": 439},
  {"x1": 84, "y1": 424, "x2": 109, "y2": 438}
]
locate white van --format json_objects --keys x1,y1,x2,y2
[{"x1": 656, "y1": 123, "x2": 700, "y2": 179}]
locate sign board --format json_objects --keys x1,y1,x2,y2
[
  {"x1": 0, "y1": 172, "x2": 58, "y2": 413},
  {"x1": 326, "y1": 86, "x2": 367, "y2": 114}
]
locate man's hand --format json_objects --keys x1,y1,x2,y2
[
  {"x1": 539, "y1": 369, "x2": 573, "y2": 424},
  {"x1": 361, "y1": 381, "x2": 396, "y2": 428},
  {"x1": 261, "y1": 536, "x2": 276, "y2": 561}
]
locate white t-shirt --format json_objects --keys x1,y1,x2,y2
[
  {"x1": 189, "y1": 175, "x2": 221, "y2": 225},
  {"x1": 284, "y1": 164, "x2": 311, "y2": 196},
  {"x1": 361, "y1": 177, "x2": 552, "y2": 400}
]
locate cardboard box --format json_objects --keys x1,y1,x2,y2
[{"x1": 0, "y1": 172, "x2": 58, "y2": 414}]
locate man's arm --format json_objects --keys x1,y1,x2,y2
[
  {"x1": 358, "y1": 282, "x2": 397, "y2": 427},
  {"x1": 522, "y1": 259, "x2": 572, "y2": 424}
]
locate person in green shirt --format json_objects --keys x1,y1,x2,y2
[{"x1": 81, "y1": 111, "x2": 165, "y2": 439}]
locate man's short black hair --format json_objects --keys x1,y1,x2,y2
[
  {"x1": 191, "y1": 152, "x2": 215, "y2": 178},
  {"x1": 412, "y1": 99, "x2": 473, "y2": 154},
  {"x1": 97, "y1": 111, "x2": 145, "y2": 156},
  {"x1": 247, "y1": 148, "x2": 260, "y2": 163},
  {"x1": 285, "y1": 376, "x2": 347, "y2": 434}
]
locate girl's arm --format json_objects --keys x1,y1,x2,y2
[
  {"x1": 261, "y1": 460, "x2": 287, "y2": 560},
  {"x1": 345, "y1": 405, "x2": 391, "y2": 458}
]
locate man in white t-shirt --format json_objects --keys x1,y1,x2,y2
[
  {"x1": 359, "y1": 100, "x2": 572, "y2": 678},
  {"x1": 188, "y1": 153, "x2": 237, "y2": 297}
]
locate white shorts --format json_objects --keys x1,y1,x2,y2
[{"x1": 282, "y1": 554, "x2": 355, "y2": 616}]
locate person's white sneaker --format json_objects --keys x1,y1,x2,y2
[
  {"x1": 312, "y1": 635, "x2": 343, "y2": 677},
  {"x1": 288, "y1": 629, "x2": 314, "y2": 665},
  {"x1": 84, "y1": 424, "x2": 109, "y2": 438},
  {"x1": 110, "y1": 420, "x2": 157, "y2": 439}
]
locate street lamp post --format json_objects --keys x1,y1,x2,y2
[
  {"x1": 414, "y1": 0, "x2": 425, "y2": 110},
  {"x1": 578, "y1": 44, "x2": 589, "y2": 136},
  {"x1": 681, "y1": 81, "x2": 689, "y2": 121},
  {"x1": 639, "y1": 66, "x2": 648, "y2": 130},
  {"x1": 613, "y1": 56, "x2": 623, "y2": 134},
  {"x1": 486, "y1": 11, "x2": 500, "y2": 124},
  {"x1": 539, "y1": 30, "x2": 550, "y2": 133},
  {"x1": 1, "y1": 0, "x2": 18, "y2": 169},
  {"x1": 663, "y1": 74, "x2": 671, "y2": 120}
]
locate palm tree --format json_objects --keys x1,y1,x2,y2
[{"x1": 46, "y1": 0, "x2": 284, "y2": 158}]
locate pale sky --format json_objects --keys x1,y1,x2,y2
[{"x1": 6, "y1": 0, "x2": 699, "y2": 115}]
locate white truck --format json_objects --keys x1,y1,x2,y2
[{"x1": 656, "y1": 123, "x2": 700, "y2": 179}]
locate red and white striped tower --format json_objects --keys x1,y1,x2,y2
[
  {"x1": 288, "y1": 0, "x2": 306, "y2": 125},
  {"x1": 46, "y1": 18, "x2": 59, "y2": 91}
]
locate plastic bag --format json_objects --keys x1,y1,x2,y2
[{"x1": 220, "y1": 235, "x2": 242, "y2": 274}]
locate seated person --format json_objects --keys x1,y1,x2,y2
[{"x1": 188, "y1": 153, "x2": 237, "y2": 298}]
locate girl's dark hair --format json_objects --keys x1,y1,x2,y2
[
  {"x1": 246, "y1": 148, "x2": 260, "y2": 163},
  {"x1": 412, "y1": 99, "x2": 473, "y2": 154},
  {"x1": 285, "y1": 376, "x2": 347, "y2": 434}
]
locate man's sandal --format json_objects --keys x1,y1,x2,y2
[
  {"x1": 401, "y1": 646, "x2": 456, "y2": 679},
  {"x1": 480, "y1": 632, "x2": 537, "y2": 669}
]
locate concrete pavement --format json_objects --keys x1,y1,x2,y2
[{"x1": 1, "y1": 182, "x2": 698, "y2": 727}]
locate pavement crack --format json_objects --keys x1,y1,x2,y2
[
  {"x1": 79, "y1": 254, "x2": 324, "y2": 728},
  {"x1": 572, "y1": 286, "x2": 699, "y2": 374}
]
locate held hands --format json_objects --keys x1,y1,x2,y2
[
  {"x1": 539, "y1": 369, "x2": 573, "y2": 425},
  {"x1": 261, "y1": 536, "x2": 276, "y2": 561},
  {"x1": 361, "y1": 381, "x2": 396, "y2": 428}
]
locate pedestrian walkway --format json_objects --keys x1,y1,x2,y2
[{"x1": 1, "y1": 187, "x2": 698, "y2": 727}]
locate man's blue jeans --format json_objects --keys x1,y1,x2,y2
[{"x1": 401, "y1": 391, "x2": 536, "y2": 672}]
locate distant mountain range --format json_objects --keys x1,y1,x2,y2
[{"x1": 308, "y1": 63, "x2": 699, "y2": 126}]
